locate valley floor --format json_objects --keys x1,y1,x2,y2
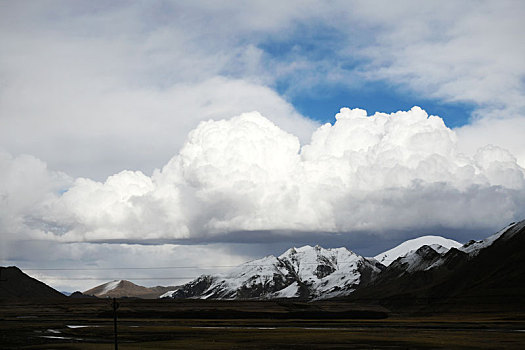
[{"x1": 1, "y1": 298, "x2": 524, "y2": 349}]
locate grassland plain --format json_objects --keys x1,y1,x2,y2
[{"x1": 1, "y1": 298, "x2": 525, "y2": 349}]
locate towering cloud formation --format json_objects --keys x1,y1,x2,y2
[
  {"x1": 0, "y1": 151, "x2": 70, "y2": 238},
  {"x1": 29, "y1": 107, "x2": 523, "y2": 242}
]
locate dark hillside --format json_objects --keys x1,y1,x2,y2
[
  {"x1": 0, "y1": 266, "x2": 65, "y2": 299},
  {"x1": 348, "y1": 221, "x2": 525, "y2": 313}
]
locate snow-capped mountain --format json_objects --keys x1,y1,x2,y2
[
  {"x1": 349, "y1": 220, "x2": 525, "y2": 311},
  {"x1": 388, "y1": 220, "x2": 525, "y2": 275},
  {"x1": 164, "y1": 245, "x2": 383, "y2": 300},
  {"x1": 378, "y1": 242, "x2": 466, "y2": 280},
  {"x1": 371, "y1": 223, "x2": 525, "y2": 279},
  {"x1": 163, "y1": 220, "x2": 525, "y2": 302},
  {"x1": 459, "y1": 220, "x2": 525, "y2": 255},
  {"x1": 374, "y1": 236, "x2": 462, "y2": 266}
]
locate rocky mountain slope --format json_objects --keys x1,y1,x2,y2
[
  {"x1": 347, "y1": 220, "x2": 525, "y2": 312},
  {"x1": 0, "y1": 266, "x2": 65, "y2": 299},
  {"x1": 164, "y1": 245, "x2": 384, "y2": 300},
  {"x1": 83, "y1": 280, "x2": 177, "y2": 299}
]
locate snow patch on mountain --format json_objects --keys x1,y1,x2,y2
[
  {"x1": 159, "y1": 290, "x2": 177, "y2": 298},
  {"x1": 100, "y1": 280, "x2": 122, "y2": 295},
  {"x1": 460, "y1": 221, "x2": 525, "y2": 255},
  {"x1": 83, "y1": 279, "x2": 178, "y2": 298},
  {"x1": 272, "y1": 282, "x2": 300, "y2": 298},
  {"x1": 374, "y1": 236, "x2": 462, "y2": 266},
  {"x1": 389, "y1": 245, "x2": 445, "y2": 274}
]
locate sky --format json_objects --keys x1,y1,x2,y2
[{"x1": 1, "y1": 0, "x2": 525, "y2": 292}]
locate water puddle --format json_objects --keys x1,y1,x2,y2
[
  {"x1": 192, "y1": 326, "x2": 362, "y2": 331},
  {"x1": 46, "y1": 329, "x2": 61, "y2": 334},
  {"x1": 39, "y1": 335, "x2": 84, "y2": 341},
  {"x1": 192, "y1": 326, "x2": 296, "y2": 330}
]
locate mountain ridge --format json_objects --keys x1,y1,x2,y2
[
  {"x1": 162, "y1": 221, "x2": 524, "y2": 303},
  {"x1": 374, "y1": 235, "x2": 462, "y2": 266},
  {"x1": 4, "y1": 220, "x2": 523, "y2": 304},
  {"x1": 83, "y1": 279, "x2": 177, "y2": 299},
  {"x1": 0, "y1": 266, "x2": 66, "y2": 299},
  {"x1": 346, "y1": 220, "x2": 525, "y2": 312}
]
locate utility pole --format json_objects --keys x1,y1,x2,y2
[
  {"x1": 113, "y1": 298, "x2": 119, "y2": 350},
  {"x1": 0, "y1": 268, "x2": 7, "y2": 282}
]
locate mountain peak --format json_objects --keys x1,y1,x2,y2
[
  {"x1": 374, "y1": 235, "x2": 462, "y2": 266},
  {"x1": 81, "y1": 279, "x2": 179, "y2": 299},
  {"x1": 0, "y1": 266, "x2": 66, "y2": 299},
  {"x1": 348, "y1": 220, "x2": 525, "y2": 312},
  {"x1": 459, "y1": 220, "x2": 525, "y2": 255}
]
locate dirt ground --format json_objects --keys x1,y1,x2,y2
[{"x1": 1, "y1": 298, "x2": 524, "y2": 349}]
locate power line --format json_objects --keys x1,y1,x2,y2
[
  {"x1": 41, "y1": 277, "x2": 196, "y2": 280},
  {"x1": 20, "y1": 261, "x2": 367, "y2": 271},
  {"x1": 20, "y1": 261, "x2": 379, "y2": 282},
  {"x1": 35, "y1": 272, "x2": 366, "y2": 281},
  {"x1": 20, "y1": 266, "x2": 236, "y2": 271}
]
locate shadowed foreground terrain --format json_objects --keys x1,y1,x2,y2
[{"x1": 1, "y1": 298, "x2": 525, "y2": 349}]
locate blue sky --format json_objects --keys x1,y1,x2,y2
[
  {"x1": 285, "y1": 80, "x2": 475, "y2": 127},
  {"x1": 249, "y1": 14, "x2": 479, "y2": 127}
]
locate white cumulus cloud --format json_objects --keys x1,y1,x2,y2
[
  {"x1": 31, "y1": 107, "x2": 525, "y2": 242},
  {"x1": 0, "y1": 150, "x2": 71, "y2": 237}
]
